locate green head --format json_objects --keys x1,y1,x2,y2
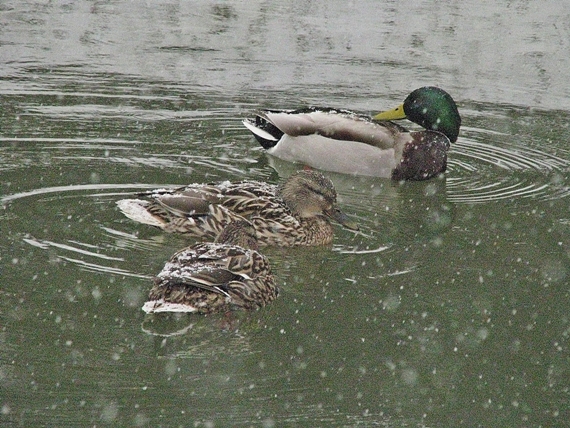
[{"x1": 374, "y1": 87, "x2": 461, "y2": 143}]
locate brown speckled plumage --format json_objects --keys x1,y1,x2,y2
[
  {"x1": 142, "y1": 220, "x2": 277, "y2": 314},
  {"x1": 117, "y1": 170, "x2": 358, "y2": 246}
]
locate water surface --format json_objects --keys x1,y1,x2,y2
[{"x1": 2, "y1": 1, "x2": 570, "y2": 426}]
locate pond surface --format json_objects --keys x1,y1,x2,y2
[{"x1": 2, "y1": 1, "x2": 570, "y2": 426}]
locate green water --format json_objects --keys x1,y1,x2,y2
[{"x1": 2, "y1": 1, "x2": 570, "y2": 426}]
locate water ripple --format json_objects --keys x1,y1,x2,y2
[
  {"x1": 446, "y1": 177, "x2": 553, "y2": 203},
  {"x1": 23, "y1": 237, "x2": 124, "y2": 261},
  {"x1": 23, "y1": 237, "x2": 150, "y2": 279},
  {"x1": 1, "y1": 183, "x2": 163, "y2": 204},
  {"x1": 333, "y1": 243, "x2": 392, "y2": 255},
  {"x1": 451, "y1": 138, "x2": 569, "y2": 171},
  {"x1": 446, "y1": 137, "x2": 570, "y2": 203}
]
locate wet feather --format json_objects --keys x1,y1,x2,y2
[
  {"x1": 117, "y1": 170, "x2": 358, "y2": 246},
  {"x1": 143, "y1": 220, "x2": 278, "y2": 314}
]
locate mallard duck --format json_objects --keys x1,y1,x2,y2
[
  {"x1": 142, "y1": 220, "x2": 277, "y2": 314},
  {"x1": 243, "y1": 86, "x2": 461, "y2": 181},
  {"x1": 116, "y1": 169, "x2": 358, "y2": 246}
]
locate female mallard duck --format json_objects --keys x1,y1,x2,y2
[
  {"x1": 243, "y1": 86, "x2": 461, "y2": 181},
  {"x1": 116, "y1": 169, "x2": 358, "y2": 246},
  {"x1": 142, "y1": 220, "x2": 277, "y2": 314}
]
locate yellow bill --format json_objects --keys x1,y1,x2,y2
[{"x1": 373, "y1": 103, "x2": 407, "y2": 121}]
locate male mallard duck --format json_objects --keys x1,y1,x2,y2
[
  {"x1": 243, "y1": 86, "x2": 461, "y2": 181},
  {"x1": 116, "y1": 169, "x2": 358, "y2": 246},
  {"x1": 142, "y1": 220, "x2": 277, "y2": 314}
]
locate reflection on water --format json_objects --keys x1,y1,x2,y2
[{"x1": 2, "y1": 0, "x2": 570, "y2": 426}]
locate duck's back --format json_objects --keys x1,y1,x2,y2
[
  {"x1": 144, "y1": 242, "x2": 277, "y2": 313},
  {"x1": 118, "y1": 180, "x2": 302, "y2": 242}
]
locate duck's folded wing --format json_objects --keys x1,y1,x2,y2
[
  {"x1": 155, "y1": 194, "x2": 212, "y2": 217},
  {"x1": 261, "y1": 109, "x2": 403, "y2": 149},
  {"x1": 175, "y1": 269, "x2": 239, "y2": 297}
]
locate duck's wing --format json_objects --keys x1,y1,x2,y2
[
  {"x1": 152, "y1": 194, "x2": 211, "y2": 217},
  {"x1": 116, "y1": 186, "x2": 222, "y2": 225},
  {"x1": 157, "y1": 244, "x2": 272, "y2": 296},
  {"x1": 117, "y1": 182, "x2": 278, "y2": 237},
  {"x1": 138, "y1": 185, "x2": 221, "y2": 216},
  {"x1": 157, "y1": 244, "x2": 251, "y2": 291},
  {"x1": 168, "y1": 243, "x2": 256, "y2": 276},
  {"x1": 246, "y1": 108, "x2": 408, "y2": 150},
  {"x1": 136, "y1": 182, "x2": 274, "y2": 217},
  {"x1": 145, "y1": 270, "x2": 234, "y2": 314}
]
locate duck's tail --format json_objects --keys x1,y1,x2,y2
[
  {"x1": 242, "y1": 116, "x2": 283, "y2": 149},
  {"x1": 116, "y1": 199, "x2": 165, "y2": 228}
]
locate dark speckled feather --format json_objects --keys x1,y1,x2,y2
[
  {"x1": 142, "y1": 220, "x2": 278, "y2": 314},
  {"x1": 117, "y1": 170, "x2": 358, "y2": 246}
]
